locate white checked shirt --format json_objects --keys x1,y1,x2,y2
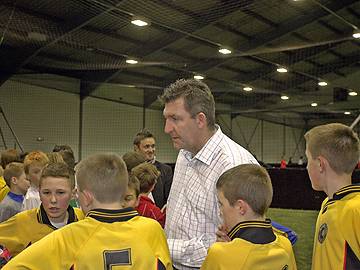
[
  {"x1": 22, "y1": 186, "x2": 41, "y2": 211},
  {"x1": 165, "y1": 126, "x2": 258, "y2": 269}
]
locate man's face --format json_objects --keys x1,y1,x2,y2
[
  {"x1": 16, "y1": 172, "x2": 31, "y2": 195},
  {"x1": 135, "y1": 137, "x2": 156, "y2": 162},
  {"x1": 163, "y1": 97, "x2": 199, "y2": 153}
]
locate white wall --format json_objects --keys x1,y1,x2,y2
[{"x1": 0, "y1": 80, "x2": 305, "y2": 163}]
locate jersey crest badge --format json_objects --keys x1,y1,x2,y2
[{"x1": 318, "y1": 223, "x2": 328, "y2": 243}]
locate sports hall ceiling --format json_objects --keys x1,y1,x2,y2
[{"x1": 0, "y1": 0, "x2": 359, "y2": 128}]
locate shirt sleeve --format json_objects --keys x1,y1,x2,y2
[
  {"x1": 0, "y1": 214, "x2": 26, "y2": 257},
  {"x1": 3, "y1": 229, "x2": 72, "y2": 270},
  {"x1": 168, "y1": 233, "x2": 216, "y2": 268}
]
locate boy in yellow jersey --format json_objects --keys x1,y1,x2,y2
[
  {"x1": 4, "y1": 153, "x2": 173, "y2": 270},
  {"x1": 201, "y1": 164, "x2": 297, "y2": 270},
  {"x1": 304, "y1": 123, "x2": 360, "y2": 270},
  {"x1": 0, "y1": 162, "x2": 83, "y2": 257}
]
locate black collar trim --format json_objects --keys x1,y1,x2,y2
[
  {"x1": 37, "y1": 204, "x2": 78, "y2": 230},
  {"x1": 322, "y1": 184, "x2": 360, "y2": 213},
  {"x1": 86, "y1": 207, "x2": 138, "y2": 223},
  {"x1": 228, "y1": 219, "x2": 276, "y2": 244}
]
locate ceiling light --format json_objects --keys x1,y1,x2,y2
[
  {"x1": 318, "y1": 81, "x2": 327, "y2": 86},
  {"x1": 277, "y1": 67, "x2": 288, "y2": 73},
  {"x1": 126, "y1": 59, "x2": 138, "y2": 64},
  {"x1": 131, "y1": 19, "x2": 148, "y2": 27},
  {"x1": 311, "y1": 102, "x2": 318, "y2": 107},
  {"x1": 243, "y1": 87, "x2": 253, "y2": 92},
  {"x1": 344, "y1": 111, "x2": 351, "y2": 115},
  {"x1": 349, "y1": 91, "x2": 358, "y2": 96},
  {"x1": 219, "y1": 48, "x2": 232, "y2": 55},
  {"x1": 281, "y1": 95, "x2": 289, "y2": 100},
  {"x1": 194, "y1": 75, "x2": 204, "y2": 80},
  {"x1": 352, "y1": 31, "x2": 360, "y2": 39}
]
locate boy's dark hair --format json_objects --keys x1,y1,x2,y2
[
  {"x1": 1, "y1": 149, "x2": 20, "y2": 170},
  {"x1": 122, "y1": 151, "x2": 146, "y2": 172},
  {"x1": 40, "y1": 162, "x2": 70, "y2": 187},
  {"x1": 3, "y1": 162, "x2": 25, "y2": 187},
  {"x1": 133, "y1": 129, "x2": 155, "y2": 146},
  {"x1": 217, "y1": 164, "x2": 273, "y2": 216},
  {"x1": 131, "y1": 163, "x2": 160, "y2": 194}
]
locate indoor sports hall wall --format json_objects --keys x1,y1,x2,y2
[{"x1": 0, "y1": 79, "x2": 305, "y2": 163}]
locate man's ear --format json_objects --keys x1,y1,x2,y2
[
  {"x1": 196, "y1": 112, "x2": 207, "y2": 128},
  {"x1": 134, "y1": 144, "x2": 139, "y2": 151}
]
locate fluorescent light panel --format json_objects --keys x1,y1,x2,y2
[{"x1": 131, "y1": 19, "x2": 148, "y2": 26}]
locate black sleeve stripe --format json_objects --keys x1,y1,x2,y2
[{"x1": 345, "y1": 242, "x2": 360, "y2": 270}]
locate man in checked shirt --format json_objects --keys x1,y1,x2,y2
[{"x1": 160, "y1": 79, "x2": 259, "y2": 270}]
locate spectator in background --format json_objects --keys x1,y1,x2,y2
[
  {"x1": 0, "y1": 149, "x2": 20, "y2": 202},
  {"x1": 22, "y1": 151, "x2": 49, "y2": 210},
  {"x1": 280, "y1": 156, "x2": 287, "y2": 169},
  {"x1": 298, "y1": 156, "x2": 304, "y2": 166},
  {"x1": 132, "y1": 162, "x2": 166, "y2": 228},
  {"x1": 0, "y1": 163, "x2": 30, "y2": 222},
  {"x1": 133, "y1": 129, "x2": 173, "y2": 208}
]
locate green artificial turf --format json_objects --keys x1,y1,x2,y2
[{"x1": 268, "y1": 208, "x2": 319, "y2": 270}]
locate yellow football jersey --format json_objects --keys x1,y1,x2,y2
[
  {"x1": 0, "y1": 204, "x2": 84, "y2": 256},
  {"x1": 0, "y1": 176, "x2": 10, "y2": 202},
  {"x1": 312, "y1": 184, "x2": 360, "y2": 270},
  {"x1": 4, "y1": 208, "x2": 173, "y2": 270},
  {"x1": 201, "y1": 220, "x2": 297, "y2": 270}
]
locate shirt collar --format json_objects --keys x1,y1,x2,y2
[
  {"x1": 8, "y1": 192, "x2": 24, "y2": 203},
  {"x1": 183, "y1": 125, "x2": 223, "y2": 165},
  {"x1": 37, "y1": 204, "x2": 79, "y2": 230},
  {"x1": 227, "y1": 219, "x2": 276, "y2": 244},
  {"x1": 86, "y1": 208, "x2": 138, "y2": 223}
]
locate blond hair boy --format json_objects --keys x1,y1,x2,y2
[
  {"x1": 304, "y1": 123, "x2": 360, "y2": 270},
  {"x1": 0, "y1": 163, "x2": 30, "y2": 222},
  {"x1": 201, "y1": 164, "x2": 297, "y2": 270}
]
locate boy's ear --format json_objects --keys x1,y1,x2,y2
[
  {"x1": 318, "y1": 156, "x2": 327, "y2": 173},
  {"x1": 235, "y1": 199, "x2": 249, "y2": 216},
  {"x1": 81, "y1": 189, "x2": 94, "y2": 208},
  {"x1": 11, "y1": 176, "x2": 18, "y2": 185}
]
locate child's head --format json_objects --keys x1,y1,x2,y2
[
  {"x1": 122, "y1": 151, "x2": 146, "y2": 172},
  {"x1": 1, "y1": 149, "x2": 20, "y2": 170},
  {"x1": 46, "y1": 152, "x2": 65, "y2": 164},
  {"x1": 24, "y1": 151, "x2": 49, "y2": 188},
  {"x1": 3, "y1": 162, "x2": 30, "y2": 195},
  {"x1": 216, "y1": 164, "x2": 273, "y2": 231},
  {"x1": 75, "y1": 153, "x2": 128, "y2": 214},
  {"x1": 121, "y1": 174, "x2": 140, "y2": 208},
  {"x1": 131, "y1": 163, "x2": 160, "y2": 194},
  {"x1": 39, "y1": 162, "x2": 72, "y2": 223},
  {"x1": 304, "y1": 123, "x2": 359, "y2": 190}
]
